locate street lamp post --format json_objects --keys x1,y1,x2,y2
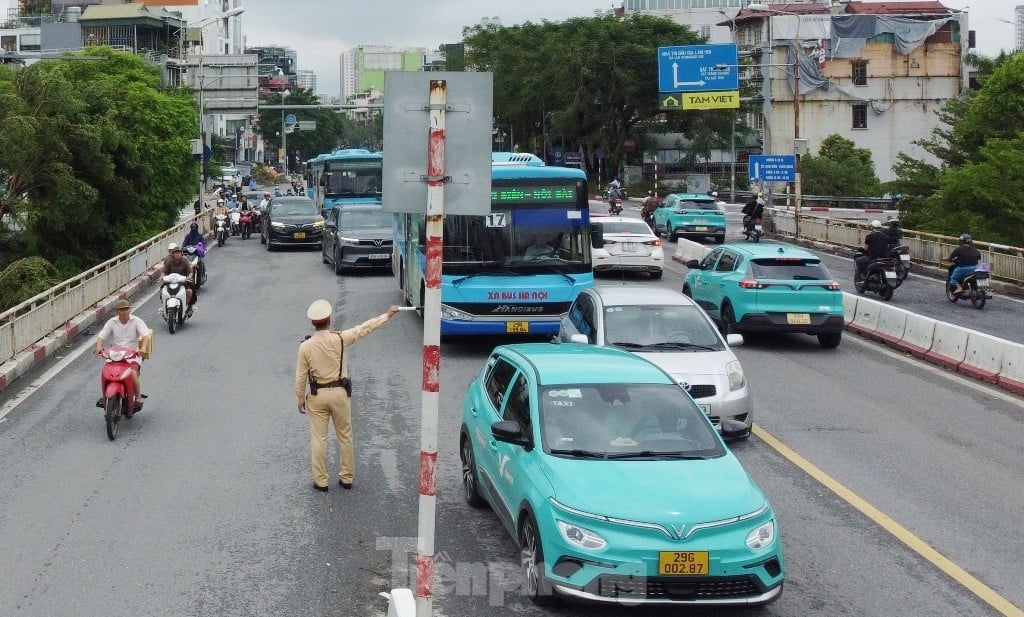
[
  {"x1": 749, "y1": 3, "x2": 804, "y2": 238},
  {"x1": 189, "y1": 7, "x2": 245, "y2": 202}
]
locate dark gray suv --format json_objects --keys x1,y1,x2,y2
[{"x1": 321, "y1": 205, "x2": 395, "y2": 274}]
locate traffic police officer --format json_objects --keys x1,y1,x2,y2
[{"x1": 294, "y1": 299, "x2": 400, "y2": 492}]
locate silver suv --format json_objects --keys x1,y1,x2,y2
[{"x1": 559, "y1": 285, "x2": 752, "y2": 437}]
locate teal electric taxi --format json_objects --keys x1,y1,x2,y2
[
  {"x1": 652, "y1": 193, "x2": 726, "y2": 244},
  {"x1": 682, "y1": 244, "x2": 845, "y2": 348},
  {"x1": 459, "y1": 342, "x2": 784, "y2": 607}
]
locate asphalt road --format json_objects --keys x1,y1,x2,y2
[{"x1": 0, "y1": 226, "x2": 1021, "y2": 617}]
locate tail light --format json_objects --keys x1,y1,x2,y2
[
  {"x1": 643, "y1": 239, "x2": 662, "y2": 247},
  {"x1": 603, "y1": 239, "x2": 616, "y2": 245},
  {"x1": 824, "y1": 282, "x2": 842, "y2": 291},
  {"x1": 739, "y1": 279, "x2": 765, "y2": 289}
]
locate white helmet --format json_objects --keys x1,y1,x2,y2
[
  {"x1": 711, "y1": 191, "x2": 718, "y2": 197},
  {"x1": 870, "y1": 219, "x2": 882, "y2": 229},
  {"x1": 167, "y1": 242, "x2": 180, "y2": 252}
]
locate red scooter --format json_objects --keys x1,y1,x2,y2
[
  {"x1": 239, "y1": 210, "x2": 253, "y2": 240},
  {"x1": 96, "y1": 346, "x2": 143, "y2": 440}
]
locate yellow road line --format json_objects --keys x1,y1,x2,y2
[{"x1": 752, "y1": 424, "x2": 1024, "y2": 617}]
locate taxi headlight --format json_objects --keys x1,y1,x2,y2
[
  {"x1": 746, "y1": 520, "x2": 775, "y2": 550},
  {"x1": 726, "y1": 360, "x2": 746, "y2": 391},
  {"x1": 313, "y1": 220, "x2": 325, "y2": 228},
  {"x1": 556, "y1": 520, "x2": 606, "y2": 550},
  {"x1": 270, "y1": 221, "x2": 285, "y2": 229}
]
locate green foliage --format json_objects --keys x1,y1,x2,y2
[
  {"x1": 893, "y1": 53, "x2": 1024, "y2": 244},
  {"x1": 463, "y1": 14, "x2": 704, "y2": 178},
  {"x1": 257, "y1": 88, "x2": 346, "y2": 162},
  {"x1": 0, "y1": 47, "x2": 197, "y2": 275},
  {"x1": 800, "y1": 134, "x2": 881, "y2": 196},
  {"x1": 0, "y1": 256, "x2": 62, "y2": 313}
]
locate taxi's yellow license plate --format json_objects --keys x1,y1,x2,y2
[
  {"x1": 658, "y1": 551, "x2": 709, "y2": 575},
  {"x1": 695, "y1": 226, "x2": 708, "y2": 231},
  {"x1": 787, "y1": 313, "x2": 811, "y2": 325},
  {"x1": 293, "y1": 232, "x2": 306, "y2": 239},
  {"x1": 506, "y1": 321, "x2": 529, "y2": 333}
]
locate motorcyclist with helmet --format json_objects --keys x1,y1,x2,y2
[
  {"x1": 856, "y1": 220, "x2": 891, "y2": 281},
  {"x1": 640, "y1": 190, "x2": 660, "y2": 228},
  {"x1": 741, "y1": 196, "x2": 765, "y2": 234},
  {"x1": 947, "y1": 234, "x2": 981, "y2": 295},
  {"x1": 158, "y1": 242, "x2": 197, "y2": 312}
]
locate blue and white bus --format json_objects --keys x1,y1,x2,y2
[
  {"x1": 306, "y1": 148, "x2": 383, "y2": 212},
  {"x1": 394, "y1": 152, "x2": 597, "y2": 337}
]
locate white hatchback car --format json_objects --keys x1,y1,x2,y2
[
  {"x1": 591, "y1": 216, "x2": 664, "y2": 279},
  {"x1": 559, "y1": 285, "x2": 753, "y2": 437}
]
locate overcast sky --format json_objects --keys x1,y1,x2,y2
[
  {"x1": 1, "y1": 1, "x2": 1016, "y2": 96},
  {"x1": 238, "y1": 0, "x2": 1016, "y2": 98}
]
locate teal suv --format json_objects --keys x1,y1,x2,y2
[
  {"x1": 683, "y1": 244, "x2": 845, "y2": 348},
  {"x1": 460, "y1": 342, "x2": 784, "y2": 607},
  {"x1": 652, "y1": 193, "x2": 726, "y2": 244}
]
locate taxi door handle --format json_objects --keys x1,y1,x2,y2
[
  {"x1": 488, "y1": 440, "x2": 498, "y2": 452},
  {"x1": 470, "y1": 406, "x2": 478, "y2": 418}
]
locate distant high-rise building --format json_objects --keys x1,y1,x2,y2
[
  {"x1": 296, "y1": 69, "x2": 316, "y2": 93},
  {"x1": 339, "y1": 45, "x2": 429, "y2": 102},
  {"x1": 1016, "y1": 5, "x2": 1024, "y2": 51}
]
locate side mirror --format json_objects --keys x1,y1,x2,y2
[
  {"x1": 590, "y1": 223, "x2": 604, "y2": 249},
  {"x1": 685, "y1": 259, "x2": 701, "y2": 269},
  {"x1": 725, "y1": 333, "x2": 744, "y2": 347},
  {"x1": 720, "y1": 419, "x2": 751, "y2": 443},
  {"x1": 325, "y1": 221, "x2": 337, "y2": 231},
  {"x1": 491, "y1": 420, "x2": 532, "y2": 450}
]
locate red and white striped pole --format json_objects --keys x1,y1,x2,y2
[{"x1": 415, "y1": 79, "x2": 447, "y2": 617}]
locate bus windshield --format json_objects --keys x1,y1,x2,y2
[
  {"x1": 435, "y1": 207, "x2": 591, "y2": 276},
  {"x1": 324, "y1": 160, "x2": 382, "y2": 197}
]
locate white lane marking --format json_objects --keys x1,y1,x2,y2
[{"x1": 0, "y1": 286, "x2": 161, "y2": 423}]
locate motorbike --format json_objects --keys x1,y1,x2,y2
[
  {"x1": 96, "y1": 346, "x2": 143, "y2": 440},
  {"x1": 239, "y1": 210, "x2": 253, "y2": 240},
  {"x1": 229, "y1": 209, "x2": 241, "y2": 236},
  {"x1": 946, "y1": 262, "x2": 990, "y2": 309},
  {"x1": 214, "y1": 214, "x2": 229, "y2": 247},
  {"x1": 889, "y1": 244, "x2": 911, "y2": 280},
  {"x1": 183, "y1": 243, "x2": 207, "y2": 288},
  {"x1": 160, "y1": 272, "x2": 192, "y2": 334},
  {"x1": 742, "y1": 215, "x2": 763, "y2": 242},
  {"x1": 854, "y1": 249, "x2": 900, "y2": 301},
  {"x1": 609, "y1": 199, "x2": 623, "y2": 215}
]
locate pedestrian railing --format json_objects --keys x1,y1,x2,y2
[
  {"x1": 0, "y1": 213, "x2": 212, "y2": 368},
  {"x1": 766, "y1": 209, "x2": 1024, "y2": 286}
]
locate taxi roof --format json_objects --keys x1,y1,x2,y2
[{"x1": 495, "y1": 342, "x2": 674, "y2": 386}]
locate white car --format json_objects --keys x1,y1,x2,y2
[
  {"x1": 591, "y1": 216, "x2": 664, "y2": 279},
  {"x1": 559, "y1": 285, "x2": 753, "y2": 437}
]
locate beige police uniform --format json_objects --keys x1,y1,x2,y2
[{"x1": 294, "y1": 300, "x2": 393, "y2": 489}]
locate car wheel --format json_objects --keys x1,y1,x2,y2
[
  {"x1": 265, "y1": 237, "x2": 274, "y2": 252},
  {"x1": 460, "y1": 434, "x2": 488, "y2": 508},
  {"x1": 715, "y1": 234, "x2": 725, "y2": 244},
  {"x1": 668, "y1": 231, "x2": 678, "y2": 242},
  {"x1": 721, "y1": 303, "x2": 738, "y2": 336},
  {"x1": 818, "y1": 331, "x2": 842, "y2": 349},
  {"x1": 681, "y1": 284, "x2": 692, "y2": 298},
  {"x1": 649, "y1": 269, "x2": 663, "y2": 280},
  {"x1": 322, "y1": 245, "x2": 329, "y2": 264},
  {"x1": 519, "y1": 515, "x2": 556, "y2": 606},
  {"x1": 879, "y1": 284, "x2": 894, "y2": 301},
  {"x1": 334, "y1": 248, "x2": 343, "y2": 275}
]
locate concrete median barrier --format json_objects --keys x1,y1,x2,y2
[
  {"x1": 873, "y1": 303, "x2": 909, "y2": 347},
  {"x1": 672, "y1": 238, "x2": 710, "y2": 264},
  {"x1": 958, "y1": 331, "x2": 1007, "y2": 383},
  {"x1": 842, "y1": 293, "x2": 858, "y2": 325},
  {"x1": 923, "y1": 321, "x2": 970, "y2": 370},
  {"x1": 899, "y1": 312, "x2": 938, "y2": 358},
  {"x1": 847, "y1": 296, "x2": 880, "y2": 337},
  {"x1": 996, "y1": 341, "x2": 1024, "y2": 395}
]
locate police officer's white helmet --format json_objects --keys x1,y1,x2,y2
[{"x1": 870, "y1": 219, "x2": 882, "y2": 229}]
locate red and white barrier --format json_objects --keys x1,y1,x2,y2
[
  {"x1": 872, "y1": 304, "x2": 909, "y2": 347},
  {"x1": 924, "y1": 322, "x2": 970, "y2": 370},
  {"x1": 900, "y1": 312, "x2": 938, "y2": 358},
  {"x1": 959, "y1": 331, "x2": 1006, "y2": 383},
  {"x1": 847, "y1": 298, "x2": 881, "y2": 336},
  {"x1": 996, "y1": 341, "x2": 1024, "y2": 395}
]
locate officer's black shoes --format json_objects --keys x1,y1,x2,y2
[
  {"x1": 339, "y1": 480, "x2": 353, "y2": 490},
  {"x1": 96, "y1": 397, "x2": 106, "y2": 408},
  {"x1": 313, "y1": 484, "x2": 329, "y2": 493}
]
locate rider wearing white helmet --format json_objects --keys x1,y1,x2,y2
[{"x1": 159, "y1": 242, "x2": 197, "y2": 309}]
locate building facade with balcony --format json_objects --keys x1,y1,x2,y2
[{"x1": 625, "y1": 0, "x2": 972, "y2": 183}]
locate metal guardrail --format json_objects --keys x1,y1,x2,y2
[
  {"x1": 0, "y1": 212, "x2": 212, "y2": 367},
  {"x1": 766, "y1": 209, "x2": 1024, "y2": 286}
]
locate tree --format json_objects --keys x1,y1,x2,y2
[
  {"x1": 800, "y1": 134, "x2": 881, "y2": 197},
  {"x1": 256, "y1": 88, "x2": 345, "y2": 166},
  {"x1": 891, "y1": 53, "x2": 1024, "y2": 244},
  {"x1": 463, "y1": 14, "x2": 707, "y2": 180},
  {"x1": 0, "y1": 47, "x2": 197, "y2": 278}
]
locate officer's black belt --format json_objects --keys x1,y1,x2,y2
[{"x1": 315, "y1": 378, "x2": 350, "y2": 389}]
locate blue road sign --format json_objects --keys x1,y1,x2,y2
[
  {"x1": 285, "y1": 113, "x2": 297, "y2": 124},
  {"x1": 658, "y1": 44, "x2": 738, "y2": 93},
  {"x1": 749, "y1": 155, "x2": 797, "y2": 182}
]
